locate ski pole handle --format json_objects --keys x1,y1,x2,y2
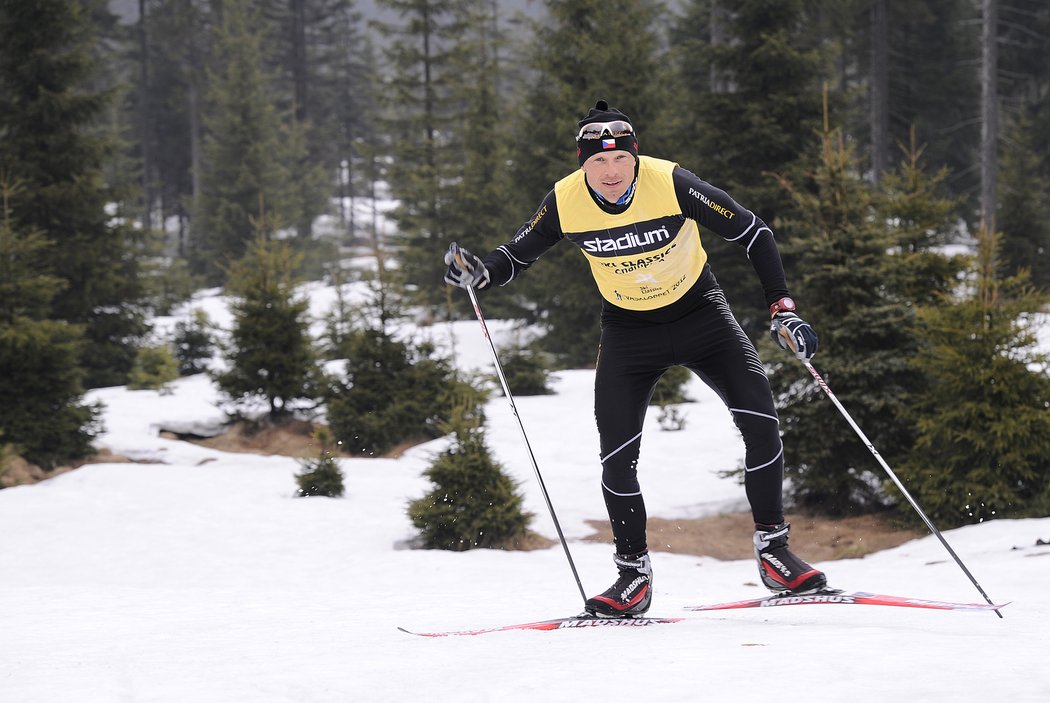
[{"x1": 774, "y1": 320, "x2": 801, "y2": 358}]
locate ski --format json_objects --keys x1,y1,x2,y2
[
  {"x1": 685, "y1": 589, "x2": 1008, "y2": 612},
  {"x1": 398, "y1": 613, "x2": 684, "y2": 637},
  {"x1": 399, "y1": 590, "x2": 1008, "y2": 636}
]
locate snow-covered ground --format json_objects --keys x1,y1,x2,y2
[{"x1": 2, "y1": 288, "x2": 1048, "y2": 703}]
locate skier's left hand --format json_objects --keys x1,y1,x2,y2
[{"x1": 770, "y1": 303, "x2": 818, "y2": 361}]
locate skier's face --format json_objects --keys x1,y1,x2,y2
[{"x1": 582, "y1": 151, "x2": 636, "y2": 203}]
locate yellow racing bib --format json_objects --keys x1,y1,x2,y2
[{"x1": 555, "y1": 156, "x2": 707, "y2": 311}]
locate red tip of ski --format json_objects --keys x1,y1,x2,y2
[{"x1": 685, "y1": 590, "x2": 1009, "y2": 613}]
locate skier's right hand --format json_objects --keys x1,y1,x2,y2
[
  {"x1": 769, "y1": 297, "x2": 818, "y2": 361},
  {"x1": 444, "y1": 242, "x2": 490, "y2": 290},
  {"x1": 770, "y1": 311, "x2": 818, "y2": 361}
]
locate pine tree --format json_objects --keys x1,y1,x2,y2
[
  {"x1": 0, "y1": 181, "x2": 65, "y2": 324},
  {"x1": 672, "y1": 0, "x2": 824, "y2": 215},
  {"x1": 0, "y1": 318, "x2": 98, "y2": 470},
  {"x1": 254, "y1": 0, "x2": 335, "y2": 249},
  {"x1": 325, "y1": 328, "x2": 470, "y2": 456},
  {"x1": 897, "y1": 228, "x2": 1050, "y2": 527},
  {"x1": 127, "y1": 344, "x2": 179, "y2": 392},
  {"x1": 408, "y1": 392, "x2": 531, "y2": 550},
  {"x1": 280, "y1": 115, "x2": 332, "y2": 263},
  {"x1": 670, "y1": 0, "x2": 825, "y2": 334},
  {"x1": 333, "y1": 25, "x2": 382, "y2": 245},
  {"x1": 0, "y1": 0, "x2": 147, "y2": 388},
  {"x1": 771, "y1": 128, "x2": 929, "y2": 516},
  {"x1": 0, "y1": 179, "x2": 101, "y2": 470},
  {"x1": 193, "y1": 0, "x2": 294, "y2": 284},
  {"x1": 261, "y1": 0, "x2": 369, "y2": 238},
  {"x1": 888, "y1": 0, "x2": 982, "y2": 215},
  {"x1": 134, "y1": 0, "x2": 212, "y2": 252},
  {"x1": 372, "y1": 0, "x2": 462, "y2": 318},
  {"x1": 653, "y1": 365, "x2": 693, "y2": 431},
  {"x1": 172, "y1": 309, "x2": 216, "y2": 376},
  {"x1": 214, "y1": 235, "x2": 320, "y2": 419},
  {"x1": 998, "y1": 109, "x2": 1050, "y2": 289},
  {"x1": 876, "y1": 131, "x2": 964, "y2": 305},
  {"x1": 323, "y1": 31, "x2": 387, "y2": 255},
  {"x1": 828, "y1": 0, "x2": 982, "y2": 216},
  {"x1": 295, "y1": 426, "x2": 345, "y2": 498},
  {"x1": 496, "y1": 346, "x2": 554, "y2": 397},
  {"x1": 437, "y1": 0, "x2": 525, "y2": 320}
]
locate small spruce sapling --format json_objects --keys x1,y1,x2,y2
[
  {"x1": 653, "y1": 365, "x2": 691, "y2": 431},
  {"x1": 495, "y1": 345, "x2": 553, "y2": 396},
  {"x1": 127, "y1": 345, "x2": 180, "y2": 393},
  {"x1": 172, "y1": 310, "x2": 216, "y2": 376},
  {"x1": 408, "y1": 390, "x2": 531, "y2": 550},
  {"x1": 295, "y1": 426, "x2": 345, "y2": 498}
]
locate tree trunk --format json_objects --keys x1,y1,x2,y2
[
  {"x1": 292, "y1": 0, "x2": 307, "y2": 122},
  {"x1": 186, "y1": 2, "x2": 203, "y2": 227},
  {"x1": 138, "y1": 0, "x2": 153, "y2": 231},
  {"x1": 981, "y1": 0, "x2": 998, "y2": 233},
  {"x1": 870, "y1": 0, "x2": 888, "y2": 183}
]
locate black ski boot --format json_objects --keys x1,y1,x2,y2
[
  {"x1": 753, "y1": 523, "x2": 827, "y2": 594},
  {"x1": 584, "y1": 552, "x2": 653, "y2": 618}
]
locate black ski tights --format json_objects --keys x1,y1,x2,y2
[{"x1": 595, "y1": 289, "x2": 784, "y2": 556}]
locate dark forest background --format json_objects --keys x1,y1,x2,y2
[{"x1": 1, "y1": 0, "x2": 1048, "y2": 527}]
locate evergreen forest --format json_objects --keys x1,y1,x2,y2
[{"x1": 1, "y1": 0, "x2": 1048, "y2": 529}]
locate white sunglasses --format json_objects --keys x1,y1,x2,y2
[{"x1": 577, "y1": 120, "x2": 634, "y2": 140}]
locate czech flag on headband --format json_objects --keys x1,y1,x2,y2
[{"x1": 601, "y1": 138, "x2": 617, "y2": 150}]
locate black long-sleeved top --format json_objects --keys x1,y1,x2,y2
[{"x1": 481, "y1": 156, "x2": 789, "y2": 325}]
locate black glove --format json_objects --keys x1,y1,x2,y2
[
  {"x1": 770, "y1": 309, "x2": 818, "y2": 361},
  {"x1": 443, "y1": 242, "x2": 490, "y2": 289}
]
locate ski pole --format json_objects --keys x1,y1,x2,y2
[
  {"x1": 464, "y1": 284, "x2": 588, "y2": 606},
  {"x1": 798, "y1": 358, "x2": 1003, "y2": 618}
]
